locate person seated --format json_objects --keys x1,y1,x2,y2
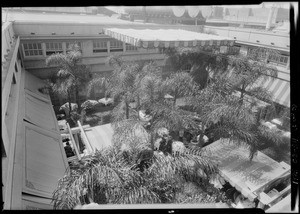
[{"x1": 64, "y1": 141, "x2": 75, "y2": 158}]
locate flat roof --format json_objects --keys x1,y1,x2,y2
[{"x1": 2, "y1": 10, "x2": 153, "y2": 25}]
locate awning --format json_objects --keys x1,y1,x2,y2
[
  {"x1": 84, "y1": 123, "x2": 114, "y2": 151},
  {"x1": 103, "y1": 28, "x2": 235, "y2": 48},
  {"x1": 251, "y1": 78, "x2": 290, "y2": 108},
  {"x1": 204, "y1": 139, "x2": 290, "y2": 201}
]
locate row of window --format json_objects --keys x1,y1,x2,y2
[
  {"x1": 22, "y1": 40, "x2": 138, "y2": 57},
  {"x1": 228, "y1": 46, "x2": 289, "y2": 67}
]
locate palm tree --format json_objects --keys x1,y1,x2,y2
[
  {"x1": 52, "y1": 58, "x2": 224, "y2": 209},
  {"x1": 185, "y1": 72, "x2": 288, "y2": 160},
  {"x1": 46, "y1": 43, "x2": 92, "y2": 116}
]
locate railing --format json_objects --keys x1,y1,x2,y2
[
  {"x1": 77, "y1": 120, "x2": 94, "y2": 153},
  {"x1": 66, "y1": 122, "x2": 81, "y2": 161}
]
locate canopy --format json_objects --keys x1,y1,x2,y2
[
  {"x1": 251, "y1": 78, "x2": 290, "y2": 107},
  {"x1": 204, "y1": 139, "x2": 290, "y2": 201},
  {"x1": 84, "y1": 123, "x2": 114, "y2": 151},
  {"x1": 103, "y1": 28, "x2": 235, "y2": 49}
]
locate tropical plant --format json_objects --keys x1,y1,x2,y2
[
  {"x1": 52, "y1": 144, "x2": 218, "y2": 209},
  {"x1": 45, "y1": 43, "x2": 92, "y2": 116}
]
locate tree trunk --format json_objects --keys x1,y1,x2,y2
[
  {"x1": 75, "y1": 86, "x2": 81, "y2": 113},
  {"x1": 67, "y1": 91, "x2": 72, "y2": 118},
  {"x1": 137, "y1": 95, "x2": 140, "y2": 110},
  {"x1": 125, "y1": 101, "x2": 129, "y2": 119},
  {"x1": 239, "y1": 84, "x2": 246, "y2": 105},
  {"x1": 173, "y1": 93, "x2": 177, "y2": 107}
]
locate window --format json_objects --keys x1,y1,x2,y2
[
  {"x1": 125, "y1": 43, "x2": 138, "y2": 52},
  {"x1": 93, "y1": 41, "x2": 108, "y2": 53},
  {"x1": 23, "y1": 43, "x2": 43, "y2": 56},
  {"x1": 268, "y1": 54, "x2": 289, "y2": 65},
  {"x1": 66, "y1": 41, "x2": 82, "y2": 52},
  {"x1": 45, "y1": 42, "x2": 63, "y2": 56},
  {"x1": 110, "y1": 40, "x2": 123, "y2": 52}
]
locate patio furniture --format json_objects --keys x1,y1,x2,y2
[{"x1": 98, "y1": 98, "x2": 113, "y2": 106}]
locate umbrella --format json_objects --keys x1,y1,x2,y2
[
  {"x1": 98, "y1": 98, "x2": 113, "y2": 106},
  {"x1": 164, "y1": 94, "x2": 174, "y2": 99},
  {"x1": 81, "y1": 100, "x2": 99, "y2": 109},
  {"x1": 59, "y1": 102, "x2": 78, "y2": 111},
  {"x1": 157, "y1": 127, "x2": 169, "y2": 137},
  {"x1": 139, "y1": 110, "x2": 152, "y2": 122}
]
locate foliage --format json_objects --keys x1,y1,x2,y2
[
  {"x1": 46, "y1": 43, "x2": 92, "y2": 115},
  {"x1": 52, "y1": 145, "x2": 218, "y2": 209}
]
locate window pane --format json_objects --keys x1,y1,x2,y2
[
  {"x1": 59, "y1": 43, "x2": 62, "y2": 49},
  {"x1": 33, "y1": 43, "x2": 37, "y2": 49},
  {"x1": 28, "y1": 44, "x2": 33, "y2": 49},
  {"x1": 30, "y1": 50, "x2": 34, "y2": 55},
  {"x1": 25, "y1": 51, "x2": 29, "y2": 56},
  {"x1": 24, "y1": 43, "x2": 28, "y2": 49},
  {"x1": 50, "y1": 43, "x2": 54, "y2": 49},
  {"x1": 38, "y1": 43, "x2": 42, "y2": 49},
  {"x1": 39, "y1": 50, "x2": 43, "y2": 55},
  {"x1": 34, "y1": 50, "x2": 38, "y2": 55}
]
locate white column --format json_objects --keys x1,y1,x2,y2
[
  {"x1": 62, "y1": 42, "x2": 66, "y2": 54},
  {"x1": 42, "y1": 43, "x2": 46, "y2": 57},
  {"x1": 107, "y1": 41, "x2": 110, "y2": 53},
  {"x1": 123, "y1": 42, "x2": 126, "y2": 53}
]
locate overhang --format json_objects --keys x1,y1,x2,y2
[
  {"x1": 251, "y1": 77, "x2": 290, "y2": 108},
  {"x1": 103, "y1": 28, "x2": 235, "y2": 48},
  {"x1": 204, "y1": 139, "x2": 290, "y2": 201}
]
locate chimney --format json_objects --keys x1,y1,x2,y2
[{"x1": 266, "y1": 6, "x2": 276, "y2": 30}]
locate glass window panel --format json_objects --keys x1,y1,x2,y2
[
  {"x1": 59, "y1": 43, "x2": 62, "y2": 49},
  {"x1": 30, "y1": 50, "x2": 34, "y2": 55},
  {"x1": 28, "y1": 44, "x2": 33, "y2": 49},
  {"x1": 50, "y1": 43, "x2": 54, "y2": 49},
  {"x1": 39, "y1": 50, "x2": 43, "y2": 55},
  {"x1": 24, "y1": 43, "x2": 28, "y2": 49},
  {"x1": 38, "y1": 43, "x2": 42, "y2": 49},
  {"x1": 34, "y1": 50, "x2": 38, "y2": 55},
  {"x1": 33, "y1": 43, "x2": 37, "y2": 49},
  {"x1": 25, "y1": 51, "x2": 29, "y2": 56}
]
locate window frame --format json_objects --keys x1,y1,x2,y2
[
  {"x1": 109, "y1": 40, "x2": 123, "y2": 52},
  {"x1": 22, "y1": 42, "x2": 43, "y2": 57},
  {"x1": 125, "y1": 43, "x2": 138, "y2": 52},
  {"x1": 93, "y1": 40, "x2": 108, "y2": 54},
  {"x1": 45, "y1": 42, "x2": 63, "y2": 56}
]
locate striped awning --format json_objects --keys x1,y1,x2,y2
[
  {"x1": 251, "y1": 78, "x2": 290, "y2": 108},
  {"x1": 103, "y1": 28, "x2": 235, "y2": 48}
]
